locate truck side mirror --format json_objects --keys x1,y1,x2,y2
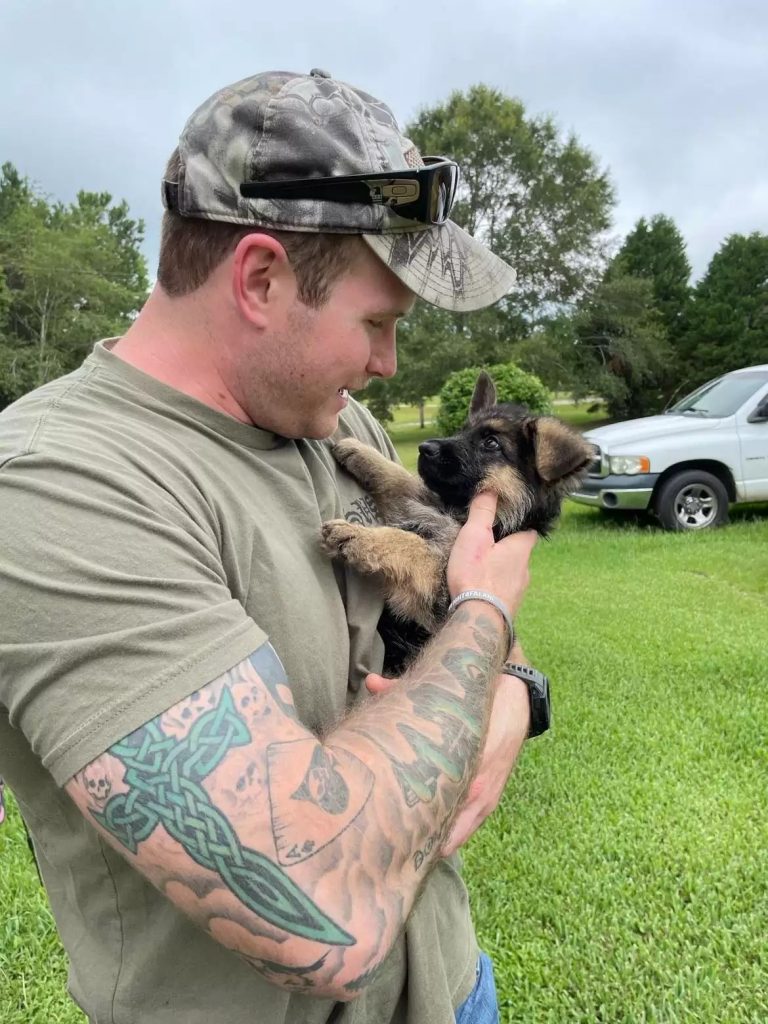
[{"x1": 747, "y1": 397, "x2": 768, "y2": 423}]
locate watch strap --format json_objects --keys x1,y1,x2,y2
[
  {"x1": 502, "y1": 662, "x2": 545, "y2": 686},
  {"x1": 501, "y1": 662, "x2": 551, "y2": 738}
]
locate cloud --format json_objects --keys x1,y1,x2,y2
[{"x1": 2, "y1": 0, "x2": 766, "y2": 283}]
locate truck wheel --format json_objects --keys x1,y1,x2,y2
[{"x1": 654, "y1": 470, "x2": 729, "y2": 531}]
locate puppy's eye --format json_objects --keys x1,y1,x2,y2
[{"x1": 482, "y1": 436, "x2": 501, "y2": 452}]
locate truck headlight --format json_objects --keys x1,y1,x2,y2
[{"x1": 609, "y1": 455, "x2": 650, "y2": 475}]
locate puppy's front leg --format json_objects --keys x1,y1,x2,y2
[
  {"x1": 320, "y1": 520, "x2": 442, "y2": 630},
  {"x1": 332, "y1": 439, "x2": 424, "y2": 518}
]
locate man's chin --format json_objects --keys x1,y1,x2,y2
[
  {"x1": 271, "y1": 400, "x2": 344, "y2": 442},
  {"x1": 298, "y1": 412, "x2": 342, "y2": 441}
]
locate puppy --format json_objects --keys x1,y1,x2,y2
[{"x1": 321, "y1": 372, "x2": 591, "y2": 671}]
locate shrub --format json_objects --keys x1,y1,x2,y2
[{"x1": 436, "y1": 363, "x2": 552, "y2": 435}]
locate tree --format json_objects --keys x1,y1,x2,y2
[
  {"x1": 513, "y1": 317, "x2": 582, "y2": 394},
  {"x1": 611, "y1": 214, "x2": 691, "y2": 345},
  {"x1": 680, "y1": 232, "x2": 768, "y2": 385},
  {"x1": 518, "y1": 217, "x2": 693, "y2": 416},
  {"x1": 437, "y1": 363, "x2": 551, "y2": 435},
  {"x1": 0, "y1": 163, "x2": 149, "y2": 408},
  {"x1": 367, "y1": 85, "x2": 616, "y2": 424},
  {"x1": 407, "y1": 84, "x2": 615, "y2": 322},
  {"x1": 520, "y1": 275, "x2": 671, "y2": 419},
  {"x1": 367, "y1": 303, "x2": 520, "y2": 428}
]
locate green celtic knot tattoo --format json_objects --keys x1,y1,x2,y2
[{"x1": 92, "y1": 689, "x2": 353, "y2": 946}]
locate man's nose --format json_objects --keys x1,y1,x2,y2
[
  {"x1": 368, "y1": 332, "x2": 397, "y2": 379},
  {"x1": 419, "y1": 440, "x2": 442, "y2": 459}
]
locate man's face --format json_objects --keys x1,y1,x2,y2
[{"x1": 237, "y1": 241, "x2": 415, "y2": 439}]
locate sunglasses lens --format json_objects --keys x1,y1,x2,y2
[{"x1": 428, "y1": 162, "x2": 458, "y2": 224}]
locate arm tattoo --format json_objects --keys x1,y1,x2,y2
[
  {"x1": 376, "y1": 675, "x2": 484, "y2": 809},
  {"x1": 266, "y1": 739, "x2": 374, "y2": 865},
  {"x1": 354, "y1": 613, "x2": 496, "y2": 805},
  {"x1": 240, "y1": 951, "x2": 330, "y2": 991},
  {"x1": 343, "y1": 607, "x2": 503, "y2": 867},
  {"x1": 89, "y1": 685, "x2": 353, "y2": 946},
  {"x1": 70, "y1": 609, "x2": 502, "y2": 994}
]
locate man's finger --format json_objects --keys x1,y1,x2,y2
[
  {"x1": 365, "y1": 672, "x2": 398, "y2": 694},
  {"x1": 467, "y1": 490, "x2": 498, "y2": 530}
]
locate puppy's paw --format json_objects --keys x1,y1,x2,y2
[
  {"x1": 331, "y1": 438, "x2": 370, "y2": 471},
  {"x1": 319, "y1": 519, "x2": 358, "y2": 558}
]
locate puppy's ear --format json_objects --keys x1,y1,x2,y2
[
  {"x1": 468, "y1": 372, "x2": 497, "y2": 423},
  {"x1": 526, "y1": 417, "x2": 593, "y2": 484}
]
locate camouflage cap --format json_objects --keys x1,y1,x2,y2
[{"x1": 164, "y1": 69, "x2": 516, "y2": 312}]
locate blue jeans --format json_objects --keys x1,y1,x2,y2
[{"x1": 455, "y1": 952, "x2": 500, "y2": 1023}]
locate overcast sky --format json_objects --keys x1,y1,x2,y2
[{"x1": 2, "y1": 0, "x2": 766, "y2": 284}]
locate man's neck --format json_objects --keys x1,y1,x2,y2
[{"x1": 112, "y1": 287, "x2": 253, "y2": 424}]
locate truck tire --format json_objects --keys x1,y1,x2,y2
[{"x1": 654, "y1": 470, "x2": 729, "y2": 531}]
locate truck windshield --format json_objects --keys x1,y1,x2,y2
[{"x1": 667, "y1": 371, "x2": 768, "y2": 418}]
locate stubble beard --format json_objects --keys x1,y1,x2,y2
[{"x1": 241, "y1": 304, "x2": 339, "y2": 440}]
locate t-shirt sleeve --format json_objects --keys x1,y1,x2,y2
[{"x1": 0, "y1": 452, "x2": 266, "y2": 787}]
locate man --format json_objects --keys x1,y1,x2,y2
[{"x1": 0, "y1": 70, "x2": 540, "y2": 1023}]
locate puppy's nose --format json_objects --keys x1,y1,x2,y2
[{"x1": 419, "y1": 440, "x2": 442, "y2": 459}]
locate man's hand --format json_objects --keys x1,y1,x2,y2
[
  {"x1": 365, "y1": 640, "x2": 531, "y2": 856},
  {"x1": 447, "y1": 492, "x2": 537, "y2": 620}
]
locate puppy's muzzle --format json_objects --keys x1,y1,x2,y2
[{"x1": 418, "y1": 440, "x2": 442, "y2": 460}]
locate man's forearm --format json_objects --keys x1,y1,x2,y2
[
  {"x1": 335, "y1": 602, "x2": 505, "y2": 863},
  {"x1": 311, "y1": 602, "x2": 506, "y2": 984}
]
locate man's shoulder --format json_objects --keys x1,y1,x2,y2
[
  {"x1": 0, "y1": 355, "x2": 199, "y2": 511},
  {"x1": 0, "y1": 365, "x2": 94, "y2": 468}
]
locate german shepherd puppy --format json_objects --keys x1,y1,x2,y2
[{"x1": 321, "y1": 372, "x2": 591, "y2": 672}]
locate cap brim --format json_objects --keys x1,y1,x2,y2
[{"x1": 362, "y1": 221, "x2": 516, "y2": 312}]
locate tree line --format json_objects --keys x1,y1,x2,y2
[
  {"x1": 0, "y1": 162, "x2": 148, "y2": 408},
  {"x1": 2, "y1": 85, "x2": 767, "y2": 417},
  {"x1": 517, "y1": 215, "x2": 768, "y2": 418}
]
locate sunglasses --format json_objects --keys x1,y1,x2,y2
[{"x1": 239, "y1": 157, "x2": 460, "y2": 226}]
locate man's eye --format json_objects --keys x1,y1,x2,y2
[
  {"x1": 368, "y1": 320, "x2": 385, "y2": 330},
  {"x1": 483, "y1": 436, "x2": 501, "y2": 452}
]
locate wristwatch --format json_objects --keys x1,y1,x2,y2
[{"x1": 501, "y1": 662, "x2": 551, "y2": 738}]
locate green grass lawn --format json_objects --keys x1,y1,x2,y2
[
  {"x1": 0, "y1": 800, "x2": 80, "y2": 1024},
  {"x1": 2, "y1": 402, "x2": 767, "y2": 1022},
  {"x1": 465, "y1": 500, "x2": 768, "y2": 1023}
]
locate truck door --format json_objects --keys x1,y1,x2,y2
[{"x1": 737, "y1": 381, "x2": 768, "y2": 500}]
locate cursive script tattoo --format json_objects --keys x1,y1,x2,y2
[{"x1": 413, "y1": 831, "x2": 440, "y2": 871}]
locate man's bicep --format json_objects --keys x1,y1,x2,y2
[{"x1": 64, "y1": 645, "x2": 360, "y2": 992}]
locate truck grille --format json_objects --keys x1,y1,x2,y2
[{"x1": 586, "y1": 443, "x2": 603, "y2": 477}]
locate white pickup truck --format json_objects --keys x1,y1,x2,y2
[{"x1": 570, "y1": 364, "x2": 768, "y2": 530}]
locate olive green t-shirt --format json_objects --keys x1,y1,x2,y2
[{"x1": 0, "y1": 340, "x2": 478, "y2": 1024}]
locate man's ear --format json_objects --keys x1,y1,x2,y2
[
  {"x1": 468, "y1": 372, "x2": 497, "y2": 423},
  {"x1": 232, "y1": 233, "x2": 293, "y2": 327},
  {"x1": 526, "y1": 416, "x2": 593, "y2": 483}
]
